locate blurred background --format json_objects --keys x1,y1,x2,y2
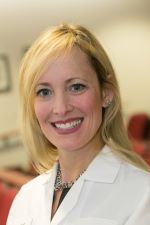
[{"x1": 0, "y1": 1, "x2": 150, "y2": 222}]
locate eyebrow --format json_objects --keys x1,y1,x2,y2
[
  {"x1": 65, "y1": 77, "x2": 87, "y2": 83},
  {"x1": 36, "y1": 76, "x2": 88, "y2": 89},
  {"x1": 36, "y1": 82, "x2": 50, "y2": 87}
]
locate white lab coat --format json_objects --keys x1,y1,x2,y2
[{"x1": 6, "y1": 145, "x2": 150, "y2": 225}]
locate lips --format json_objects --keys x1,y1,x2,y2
[{"x1": 51, "y1": 118, "x2": 83, "y2": 130}]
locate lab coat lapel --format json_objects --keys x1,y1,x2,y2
[
  {"x1": 84, "y1": 145, "x2": 121, "y2": 183},
  {"x1": 37, "y1": 164, "x2": 57, "y2": 224},
  {"x1": 51, "y1": 175, "x2": 85, "y2": 225},
  {"x1": 50, "y1": 145, "x2": 121, "y2": 225}
]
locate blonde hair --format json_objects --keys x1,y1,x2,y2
[{"x1": 19, "y1": 23, "x2": 150, "y2": 173}]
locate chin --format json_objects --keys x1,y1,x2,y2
[{"x1": 55, "y1": 141, "x2": 84, "y2": 152}]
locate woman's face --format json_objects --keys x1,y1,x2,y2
[{"x1": 34, "y1": 47, "x2": 105, "y2": 152}]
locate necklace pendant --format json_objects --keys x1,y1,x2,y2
[{"x1": 54, "y1": 163, "x2": 85, "y2": 191}]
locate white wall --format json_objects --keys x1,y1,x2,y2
[
  {"x1": 0, "y1": 45, "x2": 29, "y2": 168},
  {"x1": 98, "y1": 17, "x2": 150, "y2": 117},
  {"x1": 0, "y1": 43, "x2": 21, "y2": 133}
]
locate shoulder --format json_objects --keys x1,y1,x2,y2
[
  {"x1": 120, "y1": 160, "x2": 150, "y2": 184},
  {"x1": 8, "y1": 168, "x2": 55, "y2": 212},
  {"x1": 111, "y1": 149, "x2": 150, "y2": 192},
  {"x1": 13, "y1": 168, "x2": 54, "y2": 204},
  {"x1": 21, "y1": 169, "x2": 53, "y2": 190},
  {"x1": 103, "y1": 145, "x2": 150, "y2": 185},
  {"x1": 6, "y1": 169, "x2": 54, "y2": 223}
]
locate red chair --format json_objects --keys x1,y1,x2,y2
[
  {"x1": 127, "y1": 113, "x2": 150, "y2": 165},
  {"x1": 0, "y1": 182, "x2": 5, "y2": 200},
  {"x1": 127, "y1": 113, "x2": 149, "y2": 141},
  {"x1": 0, "y1": 185, "x2": 18, "y2": 225},
  {"x1": 0, "y1": 182, "x2": 7, "y2": 225},
  {"x1": 0, "y1": 181, "x2": 7, "y2": 210}
]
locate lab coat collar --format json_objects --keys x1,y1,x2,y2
[
  {"x1": 40, "y1": 145, "x2": 121, "y2": 225},
  {"x1": 83, "y1": 145, "x2": 121, "y2": 183},
  {"x1": 42, "y1": 145, "x2": 121, "y2": 185}
]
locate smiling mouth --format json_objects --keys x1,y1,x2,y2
[{"x1": 51, "y1": 118, "x2": 83, "y2": 130}]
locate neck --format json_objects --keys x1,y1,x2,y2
[{"x1": 58, "y1": 140, "x2": 104, "y2": 183}]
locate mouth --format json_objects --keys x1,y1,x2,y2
[{"x1": 51, "y1": 118, "x2": 83, "y2": 130}]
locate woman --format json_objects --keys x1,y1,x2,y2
[{"x1": 7, "y1": 23, "x2": 150, "y2": 225}]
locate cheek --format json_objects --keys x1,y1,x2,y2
[
  {"x1": 34, "y1": 101, "x2": 47, "y2": 122},
  {"x1": 77, "y1": 91, "x2": 102, "y2": 114}
]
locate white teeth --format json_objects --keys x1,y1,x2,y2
[{"x1": 55, "y1": 119, "x2": 82, "y2": 129}]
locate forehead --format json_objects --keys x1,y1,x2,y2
[{"x1": 38, "y1": 47, "x2": 97, "y2": 82}]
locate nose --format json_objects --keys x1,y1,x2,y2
[{"x1": 52, "y1": 92, "x2": 73, "y2": 115}]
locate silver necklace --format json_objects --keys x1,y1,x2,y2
[{"x1": 54, "y1": 163, "x2": 85, "y2": 191}]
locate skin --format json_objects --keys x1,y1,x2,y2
[{"x1": 34, "y1": 47, "x2": 109, "y2": 217}]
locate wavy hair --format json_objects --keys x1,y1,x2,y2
[{"x1": 19, "y1": 23, "x2": 150, "y2": 173}]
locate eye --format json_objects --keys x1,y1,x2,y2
[
  {"x1": 69, "y1": 83, "x2": 87, "y2": 93},
  {"x1": 36, "y1": 88, "x2": 52, "y2": 97}
]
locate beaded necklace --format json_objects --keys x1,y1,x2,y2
[{"x1": 54, "y1": 163, "x2": 85, "y2": 191}]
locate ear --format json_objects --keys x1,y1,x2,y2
[{"x1": 102, "y1": 88, "x2": 114, "y2": 108}]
